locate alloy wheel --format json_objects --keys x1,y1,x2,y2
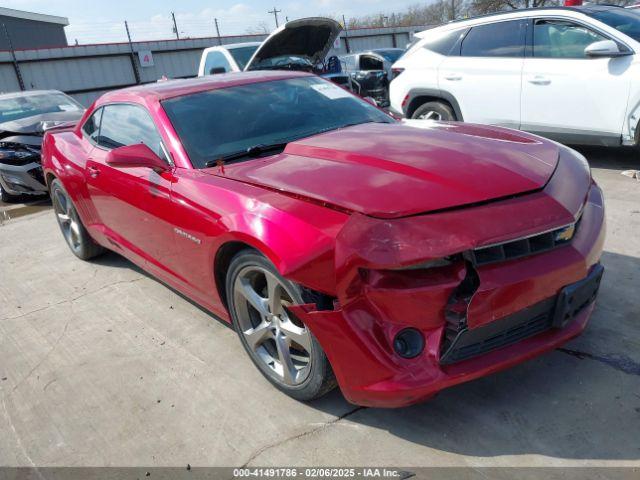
[
  {"x1": 233, "y1": 265, "x2": 312, "y2": 386},
  {"x1": 53, "y1": 188, "x2": 82, "y2": 251}
]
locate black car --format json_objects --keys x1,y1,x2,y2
[{"x1": 0, "y1": 90, "x2": 84, "y2": 202}]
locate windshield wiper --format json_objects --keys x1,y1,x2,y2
[{"x1": 205, "y1": 142, "x2": 288, "y2": 168}]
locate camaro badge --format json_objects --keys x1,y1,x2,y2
[{"x1": 174, "y1": 228, "x2": 202, "y2": 245}]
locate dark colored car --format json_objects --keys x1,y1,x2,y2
[
  {"x1": 339, "y1": 52, "x2": 398, "y2": 106},
  {"x1": 245, "y1": 18, "x2": 358, "y2": 94},
  {"x1": 0, "y1": 90, "x2": 84, "y2": 202}
]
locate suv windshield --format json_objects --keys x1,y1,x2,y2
[
  {"x1": 162, "y1": 76, "x2": 394, "y2": 168},
  {"x1": 228, "y1": 45, "x2": 259, "y2": 70},
  {"x1": 0, "y1": 92, "x2": 82, "y2": 124},
  {"x1": 590, "y1": 8, "x2": 640, "y2": 42}
]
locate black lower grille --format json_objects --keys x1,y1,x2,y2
[
  {"x1": 440, "y1": 299, "x2": 555, "y2": 365},
  {"x1": 440, "y1": 264, "x2": 603, "y2": 365},
  {"x1": 27, "y1": 166, "x2": 45, "y2": 186}
]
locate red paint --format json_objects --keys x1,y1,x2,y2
[{"x1": 41, "y1": 73, "x2": 605, "y2": 407}]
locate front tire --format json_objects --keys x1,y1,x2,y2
[
  {"x1": 226, "y1": 250, "x2": 336, "y2": 401},
  {"x1": 411, "y1": 101, "x2": 456, "y2": 121},
  {"x1": 50, "y1": 179, "x2": 104, "y2": 260}
]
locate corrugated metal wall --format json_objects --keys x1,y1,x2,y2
[
  {"x1": 0, "y1": 15, "x2": 68, "y2": 50},
  {"x1": 0, "y1": 25, "x2": 429, "y2": 106}
]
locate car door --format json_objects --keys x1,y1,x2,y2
[
  {"x1": 85, "y1": 103, "x2": 177, "y2": 270},
  {"x1": 438, "y1": 19, "x2": 526, "y2": 128},
  {"x1": 521, "y1": 18, "x2": 632, "y2": 143}
]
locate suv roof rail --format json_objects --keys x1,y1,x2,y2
[{"x1": 443, "y1": 4, "x2": 618, "y2": 26}]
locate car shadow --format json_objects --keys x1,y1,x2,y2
[
  {"x1": 573, "y1": 145, "x2": 639, "y2": 172},
  {"x1": 306, "y1": 249, "x2": 640, "y2": 461},
  {"x1": 91, "y1": 250, "x2": 235, "y2": 329}
]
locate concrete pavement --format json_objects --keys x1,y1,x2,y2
[{"x1": 0, "y1": 148, "x2": 638, "y2": 468}]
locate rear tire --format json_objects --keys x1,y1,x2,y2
[
  {"x1": 50, "y1": 179, "x2": 104, "y2": 260},
  {"x1": 226, "y1": 250, "x2": 337, "y2": 401},
  {"x1": 411, "y1": 101, "x2": 456, "y2": 121}
]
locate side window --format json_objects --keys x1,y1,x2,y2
[
  {"x1": 461, "y1": 21, "x2": 524, "y2": 57},
  {"x1": 360, "y1": 55, "x2": 383, "y2": 70},
  {"x1": 533, "y1": 19, "x2": 608, "y2": 59},
  {"x1": 204, "y1": 51, "x2": 232, "y2": 75},
  {"x1": 97, "y1": 104, "x2": 166, "y2": 160},
  {"x1": 82, "y1": 108, "x2": 103, "y2": 142},
  {"x1": 423, "y1": 28, "x2": 468, "y2": 56}
]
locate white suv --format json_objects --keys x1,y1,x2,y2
[
  {"x1": 198, "y1": 42, "x2": 261, "y2": 76},
  {"x1": 390, "y1": 5, "x2": 640, "y2": 146}
]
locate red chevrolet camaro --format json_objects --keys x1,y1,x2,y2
[{"x1": 41, "y1": 71, "x2": 605, "y2": 407}]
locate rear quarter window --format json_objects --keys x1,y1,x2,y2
[
  {"x1": 461, "y1": 20, "x2": 525, "y2": 57},
  {"x1": 423, "y1": 28, "x2": 468, "y2": 56}
]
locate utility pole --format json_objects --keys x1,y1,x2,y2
[
  {"x1": 342, "y1": 14, "x2": 350, "y2": 53},
  {"x1": 214, "y1": 18, "x2": 222, "y2": 45},
  {"x1": 171, "y1": 12, "x2": 180, "y2": 39},
  {"x1": 125, "y1": 21, "x2": 141, "y2": 84},
  {"x1": 2, "y1": 23, "x2": 24, "y2": 91},
  {"x1": 268, "y1": 7, "x2": 281, "y2": 28}
]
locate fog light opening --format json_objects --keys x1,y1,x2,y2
[{"x1": 393, "y1": 328, "x2": 425, "y2": 359}]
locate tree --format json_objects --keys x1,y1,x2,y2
[{"x1": 246, "y1": 21, "x2": 270, "y2": 35}]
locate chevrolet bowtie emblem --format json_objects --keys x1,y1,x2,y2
[{"x1": 555, "y1": 224, "x2": 576, "y2": 243}]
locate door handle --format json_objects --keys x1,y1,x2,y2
[
  {"x1": 528, "y1": 76, "x2": 551, "y2": 85},
  {"x1": 88, "y1": 166, "x2": 100, "y2": 179},
  {"x1": 444, "y1": 74, "x2": 462, "y2": 81}
]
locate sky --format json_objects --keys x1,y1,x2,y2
[{"x1": 1, "y1": 0, "x2": 426, "y2": 44}]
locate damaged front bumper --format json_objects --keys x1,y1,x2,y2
[
  {"x1": 0, "y1": 161, "x2": 47, "y2": 196},
  {"x1": 291, "y1": 155, "x2": 605, "y2": 407}
]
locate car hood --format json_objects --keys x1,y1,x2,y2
[
  {"x1": 0, "y1": 110, "x2": 84, "y2": 137},
  {"x1": 245, "y1": 17, "x2": 342, "y2": 70},
  {"x1": 210, "y1": 121, "x2": 560, "y2": 218}
]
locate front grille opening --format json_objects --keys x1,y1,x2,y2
[
  {"x1": 468, "y1": 219, "x2": 580, "y2": 267},
  {"x1": 440, "y1": 296, "x2": 558, "y2": 365},
  {"x1": 444, "y1": 311, "x2": 552, "y2": 364},
  {"x1": 442, "y1": 261, "x2": 480, "y2": 355}
]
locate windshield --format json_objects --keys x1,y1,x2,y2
[
  {"x1": 373, "y1": 49, "x2": 404, "y2": 62},
  {"x1": 0, "y1": 92, "x2": 82, "y2": 124},
  {"x1": 590, "y1": 8, "x2": 640, "y2": 42},
  {"x1": 162, "y1": 76, "x2": 394, "y2": 168},
  {"x1": 228, "y1": 45, "x2": 259, "y2": 70},
  {"x1": 249, "y1": 55, "x2": 314, "y2": 70}
]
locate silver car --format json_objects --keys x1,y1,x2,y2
[{"x1": 0, "y1": 90, "x2": 84, "y2": 202}]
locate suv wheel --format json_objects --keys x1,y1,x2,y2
[{"x1": 412, "y1": 101, "x2": 456, "y2": 121}]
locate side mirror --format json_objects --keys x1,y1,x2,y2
[
  {"x1": 106, "y1": 143, "x2": 169, "y2": 172},
  {"x1": 209, "y1": 67, "x2": 227, "y2": 75},
  {"x1": 584, "y1": 40, "x2": 628, "y2": 58}
]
